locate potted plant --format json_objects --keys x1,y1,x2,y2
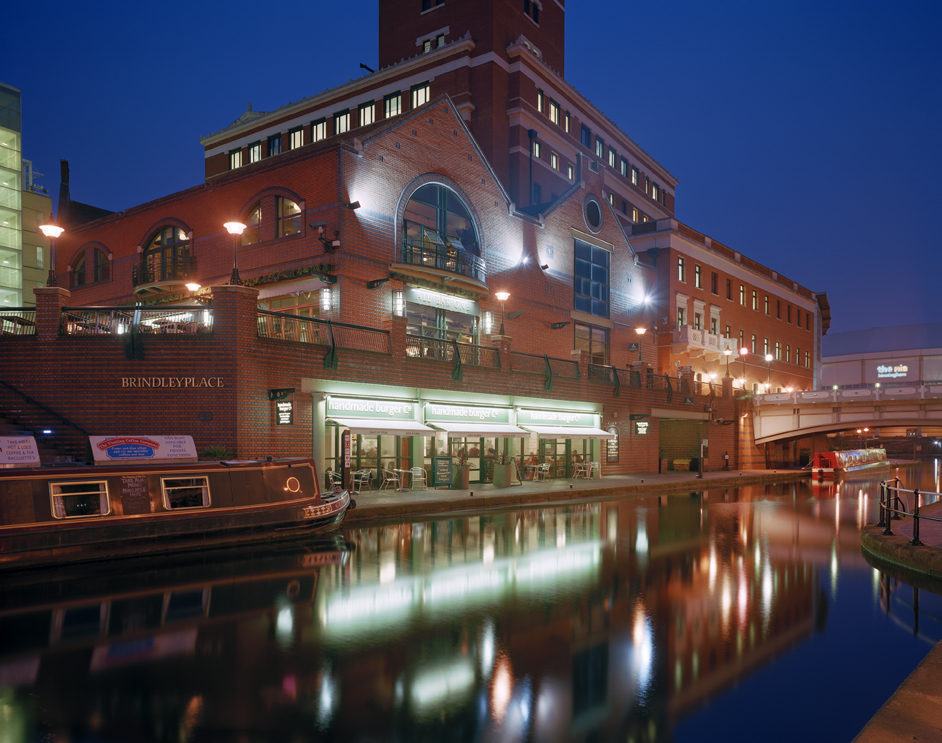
[
  {"x1": 493, "y1": 450, "x2": 514, "y2": 488},
  {"x1": 453, "y1": 448, "x2": 471, "y2": 489}
]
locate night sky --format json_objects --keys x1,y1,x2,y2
[{"x1": 5, "y1": 0, "x2": 939, "y2": 335}]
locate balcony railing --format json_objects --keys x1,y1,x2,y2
[
  {"x1": 405, "y1": 335, "x2": 500, "y2": 368},
  {"x1": 0, "y1": 308, "x2": 37, "y2": 336},
  {"x1": 61, "y1": 306, "x2": 213, "y2": 336},
  {"x1": 132, "y1": 254, "x2": 197, "y2": 287},
  {"x1": 400, "y1": 238, "x2": 486, "y2": 283},
  {"x1": 673, "y1": 325, "x2": 735, "y2": 356},
  {"x1": 257, "y1": 311, "x2": 390, "y2": 354}
]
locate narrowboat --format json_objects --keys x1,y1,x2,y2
[
  {"x1": 0, "y1": 435, "x2": 352, "y2": 570},
  {"x1": 811, "y1": 448, "x2": 890, "y2": 479}
]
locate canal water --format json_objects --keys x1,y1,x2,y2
[{"x1": 2, "y1": 463, "x2": 942, "y2": 742}]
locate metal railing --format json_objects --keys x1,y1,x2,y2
[
  {"x1": 61, "y1": 306, "x2": 213, "y2": 336},
  {"x1": 404, "y1": 335, "x2": 500, "y2": 367},
  {"x1": 131, "y1": 254, "x2": 197, "y2": 287},
  {"x1": 0, "y1": 308, "x2": 37, "y2": 336},
  {"x1": 879, "y1": 479, "x2": 942, "y2": 546},
  {"x1": 257, "y1": 311, "x2": 390, "y2": 354},
  {"x1": 400, "y1": 238, "x2": 486, "y2": 283}
]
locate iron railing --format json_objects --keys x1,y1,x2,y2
[
  {"x1": 0, "y1": 308, "x2": 37, "y2": 336},
  {"x1": 400, "y1": 238, "x2": 486, "y2": 283},
  {"x1": 61, "y1": 306, "x2": 212, "y2": 336},
  {"x1": 131, "y1": 254, "x2": 198, "y2": 287},
  {"x1": 257, "y1": 311, "x2": 390, "y2": 354},
  {"x1": 878, "y1": 479, "x2": 942, "y2": 546},
  {"x1": 404, "y1": 335, "x2": 500, "y2": 367}
]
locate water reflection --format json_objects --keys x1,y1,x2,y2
[{"x1": 1, "y1": 465, "x2": 941, "y2": 741}]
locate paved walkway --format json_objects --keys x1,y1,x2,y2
[{"x1": 343, "y1": 467, "x2": 806, "y2": 524}]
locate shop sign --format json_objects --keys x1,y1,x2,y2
[
  {"x1": 517, "y1": 409, "x2": 596, "y2": 427},
  {"x1": 276, "y1": 400, "x2": 294, "y2": 426},
  {"x1": 407, "y1": 288, "x2": 478, "y2": 315},
  {"x1": 425, "y1": 403, "x2": 510, "y2": 424},
  {"x1": 629, "y1": 414, "x2": 649, "y2": 421},
  {"x1": 606, "y1": 427, "x2": 620, "y2": 462},
  {"x1": 0, "y1": 436, "x2": 40, "y2": 468},
  {"x1": 327, "y1": 397, "x2": 414, "y2": 420},
  {"x1": 876, "y1": 363, "x2": 910, "y2": 380},
  {"x1": 634, "y1": 421, "x2": 650, "y2": 435},
  {"x1": 121, "y1": 377, "x2": 224, "y2": 388},
  {"x1": 628, "y1": 342, "x2": 640, "y2": 352},
  {"x1": 433, "y1": 456, "x2": 453, "y2": 486},
  {"x1": 89, "y1": 435, "x2": 197, "y2": 463}
]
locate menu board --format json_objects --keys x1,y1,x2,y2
[
  {"x1": 433, "y1": 456, "x2": 453, "y2": 487},
  {"x1": 120, "y1": 475, "x2": 152, "y2": 515},
  {"x1": 0, "y1": 436, "x2": 41, "y2": 469},
  {"x1": 276, "y1": 400, "x2": 294, "y2": 426}
]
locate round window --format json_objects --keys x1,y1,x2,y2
[{"x1": 584, "y1": 196, "x2": 602, "y2": 232}]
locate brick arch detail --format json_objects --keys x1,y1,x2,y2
[
  {"x1": 138, "y1": 218, "x2": 194, "y2": 249},
  {"x1": 66, "y1": 240, "x2": 110, "y2": 270},
  {"x1": 394, "y1": 174, "x2": 485, "y2": 256},
  {"x1": 237, "y1": 187, "x2": 306, "y2": 220}
]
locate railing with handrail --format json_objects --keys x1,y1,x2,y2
[
  {"x1": 404, "y1": 335, "x2": 500, "y2": 367},
  {"x1": 131, "y1": 254, "x2": 197, "y2": 287},
  {"x1": 61, "y1": 306, "x2": 213, "y2": 336},
  {"x1": 878, "y1": 479, "x2": 942, "y2": 546},
  {"x1": 256, "y1": 310, "x2": 390, "y2": 354},
  {"x1": 0, "y1": 308, "x2": 37, "y2": 336},
  {"x1": 400, "y1": 237, "x2": 486, "y2": 283}
]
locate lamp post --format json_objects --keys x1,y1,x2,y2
[
  {"x1": 724, "y1": 347, "x2": 732, "y2": 378},
  {"x1": 635, "y1": 326, "x2": 646, "y2": 363},
  {"x1": 39, "y1": 223, "x2": 64, "y2": 287},
  {"x1": 857, "y1": 427, "x2": 869, "y2": 448},
  {"x1": 739, "y1": 347, "x2": 748, "y2": 387},
  {"x1": 495, "y1": 291, "x2": 509, "y2": 334},
  {"x1": 224, "y1": 221, "x2": 246, "y2": 285},
  {"x1": 765, "y1": 353, "x2": 773, "y2": 391}
]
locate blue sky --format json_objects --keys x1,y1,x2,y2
[{"x1": 5, "y1": 0, "x2": 940, "y2": 334}]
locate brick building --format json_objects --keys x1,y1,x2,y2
[{"x1": 1, "y1": 0, "x2": 826, "y2": 476}]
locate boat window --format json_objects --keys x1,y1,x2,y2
[
  {"x1": 163, "y1": 588, "x2": 211, "y2": 623},
  {"x1": 49, "y1": 481, "x2": 111, "y2": 519},
  {"x1": 51, "y1": 604, "x2": 109, "y2": 642},
  {"x1": 161, "y1": 476, "x2": 211, "y2": 510}
]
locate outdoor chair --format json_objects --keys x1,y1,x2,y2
[
  {"x1": 353, "y1": 469, "x2": 373, "y2": 493},
  {"x1": 410, "y1": 467, "x2": 428, "y2": 490},
  {"x1": 536, "y1": 463, "x2": 550, "y2": 481},
  {"x1": 380, "y1": 469, "x2": 400, "y2": 490}
]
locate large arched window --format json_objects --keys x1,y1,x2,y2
[
  {"x1": 93, "y1": 248, "x2": 110, "y2": 282},
  {"x1": 403, "y1": 184, "x2": 478, "y2": 255},
  {"x1": 143, "y1": 226, "x2": 190, "y2": 283},
  {"x1": 72, "y1": 254, "x2": 86, "y2": 287},
  {"x1": 242, "y1": 203, "x2": 261, "y2": 245},
  {"x1": 276, "y1": 197, "x2": 302, "y2": 237}
]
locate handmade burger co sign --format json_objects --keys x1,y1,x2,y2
[{"x1": 121, "y1": 377, "x2": 225, "y2": 388}]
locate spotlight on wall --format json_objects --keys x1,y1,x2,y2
[
  {"x1": 540, "y1": 264, "x2": 549, "y2": 270},
  {"x1": 550, "y1": 321, "x2": 570, "y2": 329},
  {"x1": 346, "y1": 201, "x2": 361, "y2": 210},
  {"x1": 320, "y1": 230, "x2": 342, "y2": 252},
  {"x1": 367, "y1": 277, "x2": 390, "y2": 289},
  {"x1": 309, "y1": 221, "x2": 326, "y2": 235}
]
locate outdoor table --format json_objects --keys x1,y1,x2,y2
[
  {"x1": 393, "y1": 468, "x2": 411, "y2": 492},
  {"x1": 524, "y1": 464, "x2": 539, "y2": 480}
]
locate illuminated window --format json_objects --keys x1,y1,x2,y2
[
  {"x1": 248, "y1": 141, "x2": 261, "y2": 163},
  {"x1": 567, "y1": 164, "x2": 574, "y2": 180},
  {"x1": 50, "y1": 481, "x2": 110, "y2": 519},
  {"x1": 805, "y1": 350, "x2": 810, "y2": 367},
  {"x1": 532, "y1": 140, "x2": 541, "y2": 158},
  {"x1": 620, "y1": 157, "x2": 628, "y2": 177},
  {"x1": 595, "y1": 135, "x2": 604, "y2": 159},
  {"x1": 289, "y1": 127, "x2": 303, "y2": 150},
  {"x1": 786, "y1": 344, "x2": 790, "y2": 363},
  {"x1": 161, "y1": 476, "x2": 211, "y2": 510},
  {"x1": 677, "y1": 257, "x2": 685, "y2": 282},
  {"x1": 775, "y1": 341, "x2": 781, "y2": 360},
  {"x1": 537, "y1": 88, "x2": 544, "y2": 113},
  {"x1": 763, "y1": 338, "x2": 769, "y2": 355},
  {"x1": 631, "y1": 167, "x2": 639, "y2": 186},
  {"x1": 402, "y1": 183, "x2": 479, "y2": 257},
  {"x1": 384, "y1": 92, "x2": 401, "y2": 119},
  {"x1": 694, "y1": 312, "x2": 701, "y2": 330},
  {"x1": 411, "y1": 81, "x2": 431, "y2": 108},
  {"x1": 711, "y1": 317, "x2": 717, "y2": 334},
  {"x1": 334, "y1": 110, "x2": 350, "y2": 134},
  {"x1": 608, "y1": 148, "x2": 616, "y2": 168},
  {"x1": 311, "y1": 118, "x2": 327, "y2": 142},
  {"x1": 143, "y1": 226, "x2": 191, "y2": 284},
  {"x1": 752, "y1": 290, "x2": 757, "y2": 310},
  {"x1": 548, "y1": 99, "x2": 560, "y2": 125},
  {"x1": 694, "y1": 265, "x2": 701, "y2": 289},
  {"x1": 228, "y1": 148, "x2": 242, "y2": 170},
  {"x1": 765, "y1": 295, "x2": 769, "y2": 314},
  {"x1": 677, "y1": 306, "x2": 686, "y2": 327},
  {"x1": 632, "y1": 207, "x2": 638, "y2": 222},
  {"x1": 550, "y1": 152, "x2": 558, "y2": 170},
  {"x1": 276, "y1": 197, "x2": 302, "y2": 237},
  {"x1": 740, "y1": 285, "x2": 745, "y2": 305},
  {"x1": 358, "y1": 101, "x2": 375, "y2": 127},
  {"x1": 242, "y1": 203, "x2": 261, "y2": 245},
  {"x1": 564, "y1": 111, "x2": 571, "y2": 133}
]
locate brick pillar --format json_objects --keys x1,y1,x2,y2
[
  {"x1": 33, "y1": 286, "x2": 70, "y2": 341},
  {"x1": 570, "y1": 348, "x2": 590, "y2": 380},
  {"x1": 489, "y1": 333, "x2": 513, "y2": 358},
  {"x1": 722, "y1": 375, "x2": 733, "y2": 399},
  {"x1": 383, "y1": 314, "x2": 407, "y2": 358}
]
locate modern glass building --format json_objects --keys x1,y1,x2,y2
[{"x1": 0, "y1": 83, "x2": 23, "y2": 307}]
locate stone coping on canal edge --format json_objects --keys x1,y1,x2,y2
[
  {"x1": 343, "y1": 469, "x2": 808, "y2": 524},
  {"x1": 861, "y1": 500, "x2": 942, "y2": 580}
]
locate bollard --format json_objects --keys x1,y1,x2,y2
[
  {"x1": 878, "y1": 482, "x2": 886, "y2": 527},
  {"x1": 910, "y1": 488, "x2": 923, "y2": 546},
  {"x1": 883, "y1": 483, "x2": 894, "y2": 536}
]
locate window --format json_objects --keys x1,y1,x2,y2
[
  {"x1": 725, "y1": 325, "x2": 730, "y2": 339},
  {"x1": 787, "y1": 305, "x2": 792, "y2": 323},
  {"x1": 276, "y1": 197, "x2": 302, "y2": 237},
  {"x1": 726, "y1": 278, "x2": 731, "y2": 300},
  {"x1": 143, "y1": 226, "x2": 191, "y2": 284},
  {"x1": 421, "y1": 0, "x2": 443, "y2": 9},
  {"x1": 358, "y1": 101, "x2": 375, "y2": 127},
  {"x1": 93, "y1": 248, "x2": 109, "y2": 283},
  {"x1": 402, "y1": 183, "x2": 479, "y2": 258},
  {"x1": 796, "y1": 346, "x2": 800, "y2": 365},
  {"x1": 229, "y1": 148, "x2": 242, "y2": 170},
  {"x1": 631, "y1": 208, "x2": 638, "y2": 222},
  {"x1": 797, "y1": 309, "x2": 801, "y2": 327},
  {"x1": 548, "y1": 98, "x2": 560, "y2": 125},
  {"x1": 608, "y1": 148, "x2": 616, "y2": 168},
  {"x1": 384, "y1": 92, "x2": 401, "y2": 119},
  {"x1": 763, "y1": 338, "x2": 769, "y2": 355},
  {"x1": 72, "y1": 253, "x2": 85, "y2": 287},
  {"x1": 574, "y1": 323, "x2": 608, "y2": 365},
  {"x1": 652, "y1": 183, "x2": 659, "y2": 201},
  {"x1": 694, "y1": 312, "x2": 701, "y2": 330},
  {"x1": 581, "y1": 125, "x2": 591, "y2": 149},
  {"x1": 550, "y1": 152, "x2": 558, "y2": 170},
  {"x1": 437, "y1": 33, "x2": 445, "y2": 47},
  {"x1": 537, "y1": 88, "x2": 544, "y2": 113},
  {"x1": 423, "y1": 39, "x2": 432, "y2": 53},
  {"x1": 36, "y1": 245, "x2": 43, "y2": 270},
  {"x1": 806, "y1": 314, "x2": 810, "y2": 331},
  {"x1": 695, "y1": 265, "x2": 701, "y2": 289},
  {"x1": 532, "y1": 140, "x2": 541, "y2": 158},
  {"x1": 620, "y1": 157, "x2": 628, "y2": 177},
  {"x1": 411, "y1": 81, "x2": 431, "y2": 108},
  {"x1": 289, "y1": 127, "x2": 303, "y2": 150},
  {"x1": 607, "y1": 193, "x2": 614, "y2": 206},
  {"x1": 311, "y1": 118, "x2": 327, "y2": 142},
  {"x1": 710, "y1": 318, "x2": 717, "y2": 334},
  {"x1": 524, "y1": 0, "x2": 541, "y2": 23},
  {"x1": 242, "y1": 203, "x2": 261, "y2": 245},
  {"x1": 764, "y1": 295, "x2": 769, "y2": 314},
  {"x1": 595, "y1": 135, "x2": 604, "y2": 159},
  {"x1": 564, "y1": 111, "x2": 571, "y2": 133},
  {"x1": 567, "y1": 164, "x2": 574, "y2": 180},
  {"x1": 739, "y1": 285, "x2": 745, "y2": 305},
  {"x1": 677, "y1": 257, "x2": 685, "y2": 282},
  {"x1": 739, "y1": 330, "x2": 744, "y2": 349},
  {"x1": 677, "y1": 306, "x2": 686, "y2": 327},
  {"x1": 776, "y1": 300, "x2": 781, "y2": 319},
  {"x1": 161, "y1": 476, "x2": 211, "y2": 510},
  {"x1": 711, "y1": 272, "x2": 717, "y2": 294},
  {"x1": 267, "y1": 134, "x2": 281, "y2": 156},
  {"x1": 751, "y1": 334, "x2": 757, "y2": 353},
  {"x1": 752, "y1": 290, "x2": 757, "y2": 310},
  {"x1": 621, "y1": 200, "x2": 627, "y2": 215},
  {"x1": 631, "y1": 167, "x2": 639, "y2": 186},
  {"x1": 574, "y1": 239, "x2": 610, "y2": 318},
  {"x1": 805, "y1": 350, "x2": 810, "y2": 367},
  {"x1": 645, "y1": 176, "x2": 650, "y2": 193},
  {"x1": 775, "y1": 341, "x2": 781, "y2": 360},
  {"x1": 50, "y1": 481, "x2": 110, "y2": 519},
  {"x1": 786, "y1": 344, "x2": 790, "y2": 363},
  {"x1": 334, "y1": 110, "x2": 350, "y2": 134},
  {"x1": 248, "y1": 141, "x2": 261, "y2": 163}
]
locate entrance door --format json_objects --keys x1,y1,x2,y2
[{"x1": 539, "y1": 438, "x2": 569, "y2": 478}]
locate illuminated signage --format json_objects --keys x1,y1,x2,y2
[
  {"x1": 517, "y1": 408, "x2": 595, "y2": 427},
  {"x1": 121, "y1": 377, "x2": 224, "y2": 388},
  {"x1": 877, "y1": 364, "x2": 909, "y2": 379},
  {"x1": 407, "y1": 288, "x2": 477, "y2": 315},
  {"x1": 634, "y1": 421, "x2": 650, "y2": 435},
  {"x1": 276, "y1": 400, "x2": 294, "y2": 426},
  {"x1": 425, "y1": 404, "x2": 510, "y2": 423},
  {"x1": 327, "y1": 397, "x2": 414, "y2": 419}
]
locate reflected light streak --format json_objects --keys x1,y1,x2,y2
[
  {"x1": 557, "y1": 521, "x2": 566, "y2": 548},
  {"x1": 480, "y1": 619, "x2": 496, "y2": 679},
  {"x1": 721, "y1": 580, "x2": 732, "y2": 627},
  {"x1": 492, "y1": 654, "x2": 513, "y2": 722},
  {"x1": 708, "y1": 547, "x2": 718, "y2": 588},
  {"x1": 632, "y1": 605, "x2": 654, "y2": 696},
  {"x1": 317, "y1": 672, "x2": 337, "y2": 727},
  {"x1": 636, "y1": 528, "x2": 649, "y2": 554},
  {"x1": 761, "y1": 560, "x2": 773, "y2": 627},
  {"x1": 275, "y1": 608, "x2": 293, "y2": 644},
  {"x1": 738, "y1": 576, "x2": 749, "y2": 629},
  {"x1": 411, "y1": 659, "x2": 476, "y2": 712},
  {"x1": 380, "y1": 557, "x2": 396, "y2": 585}
]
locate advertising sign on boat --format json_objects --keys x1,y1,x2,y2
[
  {"x1": 89, "y1": 435, "x2": 198, "y2": 464},
  {"x1": 0, "y1": 436, "x2": 41, "y2": 468}
]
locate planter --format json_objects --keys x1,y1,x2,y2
[
  {"x1": 493, "y1": 463, "x2": 513, "y2": 488},
  {"x1": 453, "y1": 465, "x2": 471, "y2": 490}
]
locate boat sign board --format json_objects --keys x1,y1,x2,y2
[
  {"x1": 0, "y1": 436, "x2": 41, "y2": 468},
  {"x1": 89, "y1": 436, "x2": 198, "y2": 464}
]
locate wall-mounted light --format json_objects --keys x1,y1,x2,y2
[
  {"x1": 310, "y1": 221, "x2": 326, "y2": 235},
  {"x1": 550, "y1": 321, "x2": 570, "y2": 329},
  {"x1": 321, "y1": 287, "x2": 333, "y2": 311},
  {"x1": 393, "y1": 290, "x2": 404, "y2": 317},
  {"x1": 320, "y1": 230, "x2": 341, "y2": 252},
  {"x1": 367, "y1": 278, "x2": 390, "y2": 289},
  {"x1": 508, "y1": 310, "x2": 526, "y2": 320},
  {"x1": 346, "y1": 200, "x2": 361, "y2": 210},
  {"x1": 484, "y1": 311, "x2": 493, "y2": 334}
]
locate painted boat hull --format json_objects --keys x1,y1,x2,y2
[{"x1": 812, "y1": 448, "x2": 891, "y2": 480}]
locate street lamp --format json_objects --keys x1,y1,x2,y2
[
  {"x1": 39, "y1": 222, "x2": 64, "y2": 287},
  {"x1": 724, "y1": 347, "x2": 732, "y2": 378},
  {"x1": 857, "y1": 427, "x2": 869, "y2": 447},
  {"x1": 495, "y1": 291, "x2": 509, "y2": 334},
  {"x1": 765, "y1": 353, "x2": 773, "y2": 390},
  {"x1": 635, "y1": 326, "x2": 646, "y2": 363},
  {"x1": 739, "y1": 347, "x2": 748, "y2": 382},
  {"x1": 224, "y1": 221, "x2": 246, "y2": 285}
]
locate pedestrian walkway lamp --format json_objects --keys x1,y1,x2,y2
[
  {"x1": 724, "y1": 347, "x2": 732, "y2": 378},
  {"x1": 224, "y1": 221, "x2": 246, "y2": 285},
  {"x1": 739, "y1": 347, "x2": 748, "y2": 387},
  {"x1": 495, "y1": 291, "x2": 509, "y2": 334},
  {"x1": 39, "y1": 222, "x2": 64, "y2": 287},
  {"x1": 765, "y1": 353, "x2": 773, "y2": 391},
  {"x1": 635, "y1": 326, "x2": 646, "y2": 363}
]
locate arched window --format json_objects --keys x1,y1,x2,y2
[
  {"x1": 403, "y1": 184, "x2": 478, "y2": 255},
  {"x1": 276, "y1": 197, "x2": 302, "y2": 237},
  {"x1": 143, "y1": 226, "x2": 191, "y2": 283},
  {"x1": 72, "y1": 254, "x2": 86, "y2": 287},
  {"x1": 242, "y1": 203, "x2": 261, "y2": 246},
  {"x1": 93, "y1": 248, "x2": 110, "y2": 282}
]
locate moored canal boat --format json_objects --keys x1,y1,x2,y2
[
  {"x1": 812, "y1": 448, "x2": 890, "y2": 480},
  {"x1": 0, "y1": 435, "x2": 352, "y2": 569}
]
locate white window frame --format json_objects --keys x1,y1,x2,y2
[
  {"x1": 358, "y1": 101, "x2": 375, "y2": 127},
  {"x1": 312, "y1": 119, "x2": 327, "y2": 142},
  {"x1": 49, "y1": 481, "x2": 111, "y2": 519},
  {"x1": 161, "y1": 476, "x2": 212, "y2": 510}
]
